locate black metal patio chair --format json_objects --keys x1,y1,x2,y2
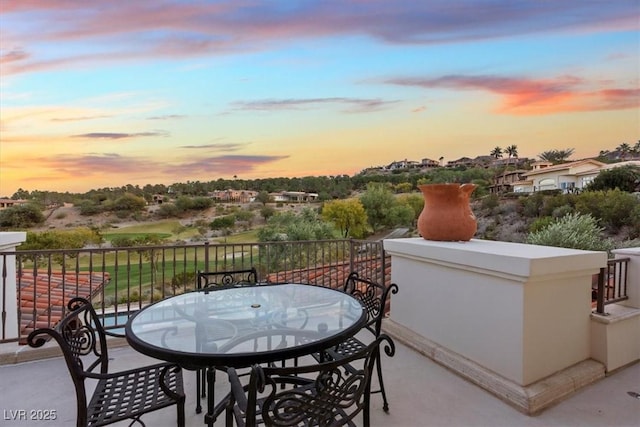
[
  {"x1": 27, "y1": 297, "x2": 185, "y2": 427},
  {"x1": 195, "y1": 267, "x2": 259, "y2": 414},
  {"x1": 224, "y1": 334, "x2": 395, "y2": 427},
  {"x1": 197, "y1": 267, "x2": 258, "y2": 290},
  {"x1": 314, "y1": 272, "x2": 399, "y2": 412}
]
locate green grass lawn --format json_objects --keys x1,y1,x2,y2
[
  {"x1": 104, "y1": 220, "x2": 201, "y2": 241},
  {"x1": 211, "y1": 229, "x2": 259, "y2": 243},
  {"x1": 102, "y1": 232, "x2": 172, "y2": 241}
]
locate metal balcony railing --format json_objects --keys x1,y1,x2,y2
[
  {"x1": 0, "y1": 239, "x2": 388, "y2": 343},
  {"x1": 593, "y1": 257, "x2": 630, "y2": 314}
]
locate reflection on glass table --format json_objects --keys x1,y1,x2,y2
[{"x1": 125, "y1": 283, "x2": 366, "y2": 427}]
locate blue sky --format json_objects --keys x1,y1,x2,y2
[{"x1": 1, "y1": 0, "x2": 638, "y2": 194}]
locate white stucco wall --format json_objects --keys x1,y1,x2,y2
[
  {"x1": 384, "y1": 238, "x2": 606, "y2": 386},
  {"x1": 0, "y1": 232, "x2": 27, "y2": 340}
]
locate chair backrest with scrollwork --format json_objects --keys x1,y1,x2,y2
[
  {"x1": 245, "y1": 334, "x2": 394, "y2": 427},
  {"x1": 343, "y1": 272, "x2": 399, "y2": 337},
  {"x1": 197, "y1": 267, "x2": 258, "y2": 290},
  {"x1": 27, "y1": 297, "x2": 109, "y2": 410}
]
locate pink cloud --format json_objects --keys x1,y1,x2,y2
[
  {"x1": 30, "y1": 152, "x2": 289, "y2": 182},
  {"x1": 386, "y1": 74, "x2": 639, "y2": 115},
  {"x1": 231, "y1": 97, "x2": 395, "y2": 113},
  {"x1": 2, "y1": 1, "x2": 637, "y2": 75},
  {"x1": 72, "y1": 131, "x2": 169, "y2": 139}
]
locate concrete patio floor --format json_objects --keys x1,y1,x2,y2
[{"x1": 1, "y1": 335, "x2": 638, "y2": 427}]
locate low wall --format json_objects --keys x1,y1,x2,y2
[
  {"x1": 383, "y1": 238, "x2": 608, "y2": 413},
  {"x1": 590, "y1": 247, "x2": 640, "y2": 372},
  {"x1": 0, "y1": 232, "x2": 26, "y2": 341}
]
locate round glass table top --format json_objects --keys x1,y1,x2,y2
[{"x1": 125, "y1": 283, "x2": 366, "y2": 368}]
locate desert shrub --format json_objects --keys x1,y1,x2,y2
[
  {"x1": 174, "y1": 196, "x2": 194, "y2": 212},
  {"x1": 110, "y1": 236, "x2": 136, "y2": 247},
  {"x1": 519, "y1": 193, "x2": 545, "y2": 218},
  {"x1": 529, "y1": 216, "x2": 554, "y2": 233},
  {"x1": 77, "y1": 199, "x2": 103, "y2": 216},
  {"x1": 541, "y1": 194, "x2": 574, "y2": 217},
  {"x1": 234, "y1": 209, "x2": 255, "y2": 224},
  {"x1": 498, "y1": 200, "x2": 519, "y2": 215},
  {"x1": 190, "y1": 197, "x2": 213, "y2": 210},
  {"x1": 156, "y1": 203, "x2": 180, "y2": 218},
  {"x1": 171, "y1": 271, "x2": 196, "y2": 288},
  {"x1": 551, "y1": 205, "x2": 573, "y2": 219},
  {"x1": 115, "y1": 210, "x2": 131, "y2": 219},
  {"x1": 20, "y1": 227, "x2": 103, "y2": 250},
  {"x1": 110, "y1": 193, "x2": 146, "y2": 212},
  {"x1": 587, "y1": 165, "x2": 640, "y2": 192},
  {"x1": 480, "y1": 194, "x2": 500, "y2": 211},
  {"x1": 54, "y1": 212, "x2": 67, "y2": 220},
  {"x1": 119, "y1": 291, "x2": 140, "y2": 304},
  {"x1": 0, "y1": 203, "x2": 45, "y2": 229},
  {"x1": 575, "y1": 189, "x2": 639, "y2": 229},
  {"x1": 526, "y1": 213, "x2": 614, "y2": 252},
  {"x1": 210, "y1": 215, "x2": 236, "y2": 230}
]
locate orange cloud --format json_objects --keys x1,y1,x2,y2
[{"x1": 386, "y1": 74, "x2": 639, "y2": 115}]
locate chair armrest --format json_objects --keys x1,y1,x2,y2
[{"x1": 227, "y1": 367, "x2": 249, "y2": 413}]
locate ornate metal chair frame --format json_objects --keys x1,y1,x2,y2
[
  {"x1": 197, "y1": 267, "x2": 258, "y2": 290},
  {"x1": 317, "y1": 272, "x2": 399, "y2": 412},
  {"x1": 225, "y1": 334, "x2": 395, "y2": 427},
  {"x1": 27, "y1": 297, "x2": 185, "y2": 427},
  {"x1": 195, "y1": 267, "x2": 259, "y2": 415}
]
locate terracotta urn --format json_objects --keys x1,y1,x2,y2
[{"x1": 417, "y1": 183, "x2": 477, "y2": 241}]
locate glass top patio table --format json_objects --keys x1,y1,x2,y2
[{"x1": 125, "y1": 283, "x2": 367, "y2": 369}]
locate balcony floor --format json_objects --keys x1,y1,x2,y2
[{"x1": 1, "y1": 336, "x2": 638, "y2": 427}]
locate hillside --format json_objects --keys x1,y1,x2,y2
[{"x1": 31, "y1": 195, "x2": 638, "y2": 248}]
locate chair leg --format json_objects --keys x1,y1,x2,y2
[
  {"x1": 363, "y1": 381, "x2": 372, "y2": 427},
  {"x1": 177, "y1": 398, "x2": 186, "y2": 427},
  {"x1": 376, "y1": 354, "x2": 390, "y2": 413},
  {"x1": 206, "y1": 367, "x2": 217, "y2": 426},
  {"x1": 225, "y1": 403, "x2": 234, "y2": 427},
  {"x1": 201, "y1": 368, "x2": 207, "y2": 397},
  {"x1": 196, "y1": 369, "x2": 202, "y2": 414}
]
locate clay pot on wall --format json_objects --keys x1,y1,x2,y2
[{"x1": 417, "y1": 183, "x2": 477, "y2": 241}]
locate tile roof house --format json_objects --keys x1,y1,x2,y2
[
  {"x1": 265, "y1": 255, "x2": 392, "y2": 312},
  {"x1": 514, "y1": 159, "x2": 606, "y2": 193},
  {"x1": 17, "y1": 271, "x2": 110, "y2": 343}
]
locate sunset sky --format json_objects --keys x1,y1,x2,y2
[{"x1": 1, "y1": 0, "x2": 638, "y2": 195}]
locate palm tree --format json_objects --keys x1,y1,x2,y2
[
  {"x1": 490, "y1": 146, "x2": 503, "y2": 160},
  {"x1": 617, "y1": 143, "x2": 631, "y2": 160},
  {"x1": 538, "y1": 148, "x2": 574, "y2": 164},
  {"x1": 505, "y1": 145, "x2": 518, "y2": 166}
]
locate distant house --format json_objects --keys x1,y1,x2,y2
[
  {"x1": 0, "y1": 199, "x2": 28, "y2": 210},
  {"x1": 269, "y1": 191, "x2": 319, "y2": 202},
  {"x1": 489, "y1": 170, "x2": 528, "y2": 194},
  {"x1": 387, "y1": 159, "x2": 421, "y2": 170},
  {"x1": 446, "y1": 157, "x2": 474, "y2": 168},
  {"x1": 513, "y1": 159, "x2": 606, "y2": 193},
  {"x1": 446, "y1": 155, "x2": 493, "y2": 168},
  {"x1": 209, "y1": 189, "x2": 258, "y2": 203},
  {"x1": 152, "y1": 194, "x2": 166, "y2": 204},
  {"x1": 420, "y1": 158, "x2": 440, "y2": 168}
]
